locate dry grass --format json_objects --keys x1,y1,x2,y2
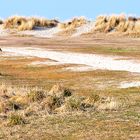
[
  {"x1": 2, "y1": 14, "x2": 140, "y2": 37},
  {"x1": 27, "y1": 90, "x2": 46, "y2": 102},
  {"x1": 94, "y1": 14, "x2": 140, "y2": 36},
  {"x1": 0, "y1": 83, "x2": 121, "y2": 116},
  {"x1": 94, "y1": 15, "x2": 109, "y2": 32},
  {"x1": 3, "y1": 16, "x2": 59, "y2": 31},
  {"x1": 57, "y1": 17, "x2": 87, "y2": 36},
  {"x1": 94, "y1": 14, "x2": 124, "y2": 33},
  {"x1": 29, "y1": 17, "x2": 59, "y2": 28},
  {"x1": 0, "y1": 83, "x2": 139, "y2": 139},
  {"x1": 3, "y1": 16, "x2": 34, "y2": 31},
  {"x1": 59, "y1": 17, "x2": 87, "y2": 30}
]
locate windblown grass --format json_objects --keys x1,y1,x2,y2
[
  {"x1": 3, "y1": 16, "x2": 59, "y2": 31},
  {"x1": 29, "y1": 17, "x2": 59, "y2": 28},
  {"x1": 56, "y1": 17, "x2": 87, "y2": 36},
  {"x1": 59, "y1": 17, "x2": 87, "y2": 29},
  {"x1": 2, "y1": 14, "x2": 140, "y2": 37},
  {"x1": 94, "y1": 14, "x2": 140, "y2": 36}
]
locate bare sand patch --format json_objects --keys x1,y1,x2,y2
[
  {"x1": 18, "y1": 27, "x2": 62, "y2": 38},
  {"x1": 63, "y1": 65, "x2": 94, "y2": 72},
  {"x1": 29, "y1": 60, "x2": 65, "y2": 66},
  {"x1": 2, "y1": 47, "x2": 140, "y2": 73},
  {"x1": 120, "y1": 81, "x2": 140, "y2": 88}
]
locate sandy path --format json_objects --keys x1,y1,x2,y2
[{"x1": 2, "y1": 47, "x2": 140, "y2": 73}]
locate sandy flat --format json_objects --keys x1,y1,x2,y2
[{"x1": 2, "y1": 47, "x2": 140, "y2": 73}]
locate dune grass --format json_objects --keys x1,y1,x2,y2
[
  {"x1": 2, "y1": 14, "x2": 140, "y2": 37},
  {"x1": 94, "y1": 14, "x2": 140, "y2": 37},
  {"x1": 3, "y1": 16, "x2": 59, "y2": 31}
]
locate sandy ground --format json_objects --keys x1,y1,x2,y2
[
  {"x1": 0, "y1": 36, "x2": 140, "y2": 140},
  {"x1": 0, "y1": 36, "x2": 140, "y2": 90},
  {"x1": 2, "y1": 47, "x2": 140, "y2": 73}
]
